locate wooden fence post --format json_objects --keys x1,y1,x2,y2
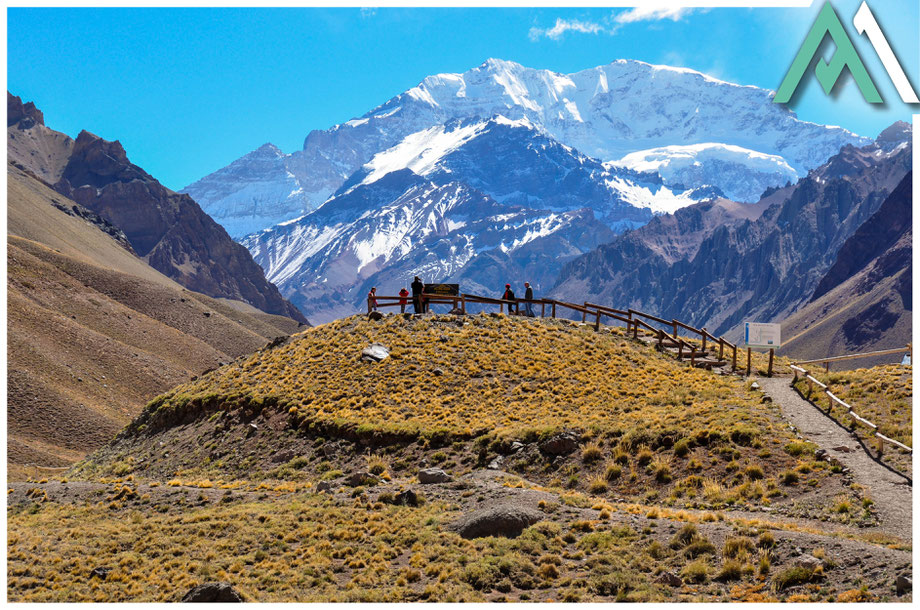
[
  {"x1": 541, "y1": 302, "x2": 545, "y2": 318},
  {"x1": 461, "y1": 295, "x2": 466, "y2": 314},
  {"x1": 768, "y1": 349, "x2": 774, "y2": 377},
  {"x1": 657, "y1": 330, "x2": 663, "y2": 349},
  {"x1": 581, "y1": 308, "x2": 587, "y2": 323},
  {"x1": 701, "y1": 328, "x2": 707, "y2": 352},
  {"x1": 633, "y1": 321, "x2": 638, "y2": 340},
  {"x1": 732, "y1": 346, "x2": 737, "y2": 372},
  {"x1": 595, "y1": 310, "x2": 601, "y2": 332},
  {"x1": 718, "y1": 338, "x2": 724, "y2": 361},
  {"x1": 672, "y1": 321, "x2": 679, "y2": 338},
  {"x1": 552, "y1": 303, "x2": 556, "y2": 318},
  {"x1": 746, "y1": 348, "x2": 752, "y2": 376}
]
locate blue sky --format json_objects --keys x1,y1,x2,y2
[{"x1": 8, "y1": 3, "x2": 918, "y2": 190}]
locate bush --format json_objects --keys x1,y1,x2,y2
[
  {"x1": 588, "y1": 476, "x2": 608, "y2": 494},
  {"x1": 772, "y1": 566, "x2": 815, "y2": 591},
  {"x1": 681, "y1": 559, "x2": 709, "y2": 583},
  {"x1": 783, "y1": 442, "x2": 815, "y2": 457},
  {"x1": 757, "y1": 531, "x2": 775, "y2": 548},
  {"x1": 723, "y1": 537, "x2": 754, "y2": 559},
  {"x1": 582, "y1": 443, "x2": 603, "y2": 463},
  {"x1": 684, "y1": 539, "x2": 717, "y2": 558},
  {"x1": 673, "y1": 438, "x2": 690, "y2": 458},
  {"x1": 604, "y1": 463, "x2": 623, "y2": 481},
  {"x1": 716, "y1": 560, "x2": 743, "y2": 582},
  {"x1": 744, "y1": 465, "x2": 764, "y2": 480},
  {"x1": 669, "y1": 524, "x2": 698, "y2": 549},
  {"x1": 779, "y1": 471, "x2": 799, "y2": 486}
]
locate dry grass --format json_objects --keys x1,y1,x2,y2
[
  {"x1": 794, "y1": 364, "x2": 911, "y2": 472},
  {"x1": 133, "y1": 314, "x2": 792, "y2": 448}
]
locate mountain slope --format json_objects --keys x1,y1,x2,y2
[
  {"x1": 183, "y1": 58, "x2": 868, "y2": 235},
  {"x1": 244, "y1": 169, "x2": 615, "y2": 323},
  {"x1": 552, "y1": 127, "x2": 912, "y2": 341},
  {"x1": 7, "y1": 162, "x2": 304, "y2": 475},
  {"x1": 779, "y1": 172, "x2": 911, "y2": 364},
  {"x1": 7, "y1": 93, "x2": 307, "y2": 324}
]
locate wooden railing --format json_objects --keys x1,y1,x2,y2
[
  {"x1": 793, "y1": 346, "x2": 911, "y2": 372},
  {"x1": 368, "y1": 292, "x2": 742, "y2": 372},
  {"x1": 790, "y1": 364, "x2": 912, "y2": 455}
]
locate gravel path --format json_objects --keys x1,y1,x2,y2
[{"x1": 758, "y1": 376, "x2": 912, "y2": 539}]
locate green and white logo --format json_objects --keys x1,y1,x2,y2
[{"x1": 775, "y1": 1, "x2": 918, "y2": 104}]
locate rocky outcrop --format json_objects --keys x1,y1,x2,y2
[
  {"x1": 553, "y1": 127, "x2": 912, "y2": 342},
  {"x1": 450, "y1": 504, "x2": 544, "y2": 539},
  {"x1": 7, "y1": 93, "x2": 307, "y2": 324},
  {"x1": 180, "y1": 582, "x2": 243, "y2": 602}
]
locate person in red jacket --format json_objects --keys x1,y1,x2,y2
[
  {"x1": 368, "y1": 287, "x2": 378, "y2": 312},
  {"x1": 502, "y1": 283, "x2": 515, "y2": 314},
  {"x1": 398, "y1": 287, "x2": 410, "y2": 313}
]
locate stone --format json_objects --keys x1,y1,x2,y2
[
  {"x1": 393, "y1": 489, "x2": 421, "y2": 506},
  {"x1": 345, "y1": 471, "x2": 381, "y2": 487},
  {"x1": 246, "y1": 423, "x2": 258, "y2": 436},
  {"x1": 510, "y1": 441, "x2": 525, "y2": 453},
  {"x1": 432, "y1": 368, "x2": 445, "y2": 377},
  {"x1": 89, "y1": 567, "x2": 111, "y2": 580},
  {"x1": 896, "y1": 574, "x2": 911, "y2": 596},
  {"x1": 451, "y1": 505, "x2": 544, "y2": 539},
  {"x1": 181, "y1": 582, "x2": 243, "y2": 602},
  {"x1": 487, "y1": 456, "x2": 505, "y2": 470},
  {"x1": 367, "y1": 311, "x2": 384, "y2": 321},
  {"x1": 814, "y1": 448, "x2": 827, "y2": 460},
  {"x1": 271, "y1": 449, "x2": 296, "y2": 464},
  {"x1": 316, "y1": 480, "x2": 336, "y2": 492},
  {"x1": 418, "y1": 468, "x2": 452, "y2": 484},
  {"x1": 794, "y1": 555, "x2": 824, "y2": 570},
  {"x1": 655, "y1": 571, "x2": 683, "y2": 587},
  {"x1": 540, "y1": 430, "x2": 580, "y2": 455},
  {"x1": 750, "y1": 382, "x2": 760, "y2": 390},
  {"x1": 832, "y1": 445, "x2": 853, "y2": 453},
  {"x1": 361, "y1": 344, "x2": 390, "y2": 363}
]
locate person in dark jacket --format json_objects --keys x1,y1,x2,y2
[
  {"x1": 411, "y1": 276, "x2": 424, "y2": 314},
  {"x1": 523, "y1": 282, "x2": 534, "y2": 317},
  {"x1": 502, "y1": 283, "x2": 515, "y2": 314}
]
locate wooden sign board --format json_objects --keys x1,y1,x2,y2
[
  {"x1": 745, "y1": 322, "x2": 781, "y2": 348},
  {"x1": 424, "y1": 283, "x2": 459, "y2": 296}
]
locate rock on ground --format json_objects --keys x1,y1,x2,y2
[
  {"x1": 181, "y1": 582, "x2": 243, "y2": 602},
  {"x1": 450, "y1": 504, "x2": 544, "y2": 539},
  {"x1": 418, "y1": 468, "x2": 452, "y2": 484}
]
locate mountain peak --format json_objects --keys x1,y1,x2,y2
[
  {"x1": 7, "y1": 92, "x2": 45, "y2": 128},
  {"x1": 876, "y1": 121, "x2": 912, "y2": 151}
]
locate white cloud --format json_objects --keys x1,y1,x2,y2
[
  {"x1": 529, "y1": 18, "x2": 604, "y2": 41},
  {"x1": 614, "y1": 7, "x2": 695, "y2": 24},
  {"x1": 530, "y1": 8, "x2": 700, "y2": 41}
]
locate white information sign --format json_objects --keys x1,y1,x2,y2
[{"x1": 744, "y1": 322, "x2": 781, "y2": 348}]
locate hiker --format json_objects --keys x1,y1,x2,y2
[
  {"x1": 523, "y1": 282, "x2": 535, "y2": 317},
  {"x1": 398, "y1": 286, "x2": 410, "y2": 313},
  {"x1": 502, "y1": 283, "x2": 515, "y2": 314},
  {"x1": 411, "y1": 276, "x2": 424, "y2": 314},
  {"x1": 368, "y1": 287, "x2": 378, "y2": 312}
]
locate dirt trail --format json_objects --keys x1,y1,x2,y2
[{"x1": 757, "y1": 376, "x2": 912, "y2": 539}]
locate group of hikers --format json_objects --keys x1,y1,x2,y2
[{"x1": 366, "y1": 277, "x2": 537, "y2": 316}]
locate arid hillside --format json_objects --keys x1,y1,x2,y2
[{"x1": 7, "y1": 163, "x2": 304, "y2": 477}]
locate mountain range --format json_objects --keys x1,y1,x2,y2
[
  {"x1": 553, "y1": 123, "x2": 912, "y2": 344},
  {"x1": 183, "y1": 58, "x2": 868, "y2": 238},
  {"x1": 8, "y1": 92, "x2": 307, "y2": 323},
  {"x1": 182, "y1": 59, "x2": 877, "y2": 324}
]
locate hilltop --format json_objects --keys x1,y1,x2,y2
[
  {"x1": 79, "y1": 314, "x2": 854, "y2": 516},
  {"x1": 9, "y1": 313, "x2": 911, "y2": 602}
]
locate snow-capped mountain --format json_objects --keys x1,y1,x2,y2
[
  {"x1": 181, "y1": 143, "x2": 310, "y2": 238},
  {"x1": 184, "y1": 58, "x2": 870, "y2": 236},
  {"x1": 339, "y1": 115, "x2": 718, "y2": 229},
  {"x1": 613, "y1": 143, "x2": 799, "y2": 203},
  {"x1": 243, "y1": 169, "x2": 615, "y2": 323}
]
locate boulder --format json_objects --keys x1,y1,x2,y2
[
  {"x1": 316, "y1": 480, "x2": 336, "y2": 492},
  {"x1": 89, "y1": 567, "x2": 111, "y2": 580},
  {"x1": 487, "y1": 456, "x2": 505, "y2": 470},
  {"x1": 181, "y1": 582, "x2": 243, "y2": 603},
  {"x1": 896, "y1": 574, "x2": 911, "y2": 596},
  {"x1": 540, "y1": 430, "x2": 580, "y2": 455},
  {"x1": 367, "y1": 311, "x2": 384, "y2": 321},
  {"x1": 271, "y1": 449, "x2": 296, "y2": 464},
  {"x1": 393, "y1": 489, "x2": 421, "y2": 506},
  {"x1": 451, "y1": 504, "x2": 544, "y2": 539},
  {"x1": 794, "y1": 555, "x2": 824, "y2": 570},
  {"x1": 361, "y1": 344, "x2": 389, "y2": 363},
  {"x1": 418, "y1": 468, "x2": 452, "y2": 484},
  {"x1": 345, "y1": 471, "x2": 381, "y2": 487},
  {"x1": 655, "y1": 571, "x2": 683, "y2": 587},
  {"x1": 510, "y1": 441, "x2": 525, "y2": 453}
]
